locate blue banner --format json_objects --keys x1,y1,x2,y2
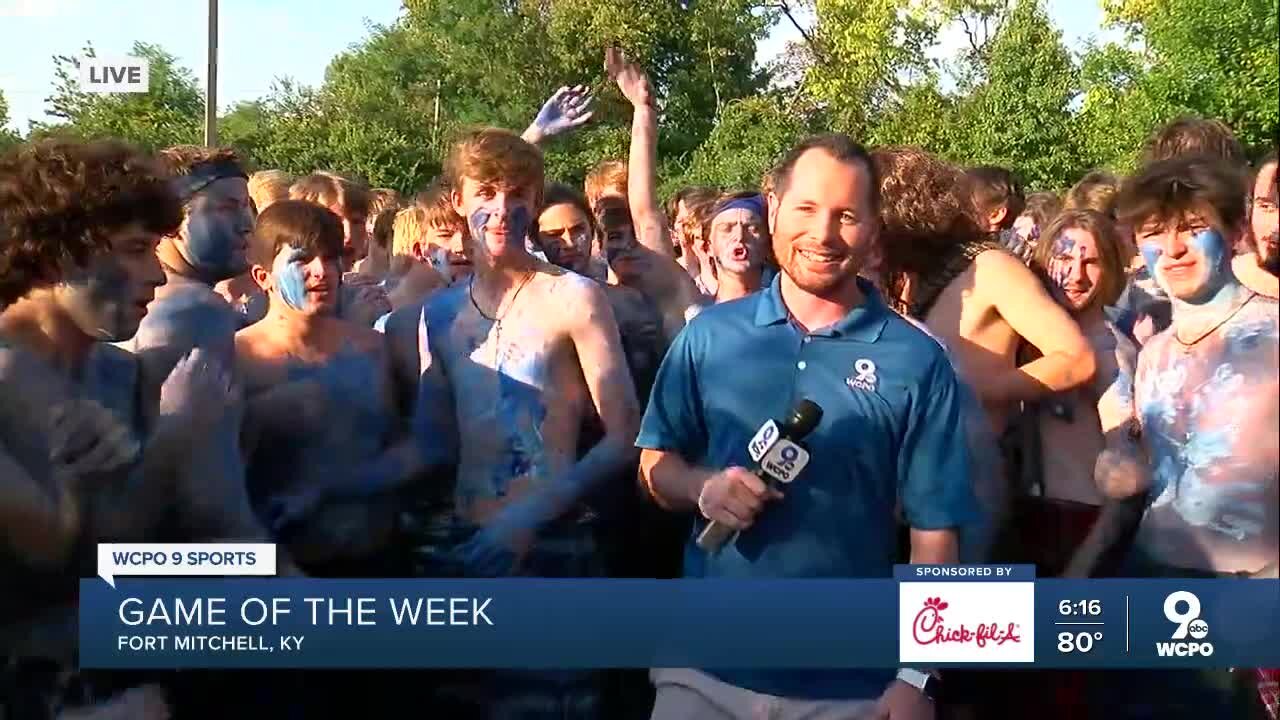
[{"x1": 78, "y1": 575, "x2": 1280, "y2": 670}]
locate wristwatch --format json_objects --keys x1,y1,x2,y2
[{"x1": 896, "y1": 668, "x2": 940, "y2": 702}]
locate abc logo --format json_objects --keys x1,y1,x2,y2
[{"x1": 1156, "y1": 591, "x2": 1214, "y2": 658}]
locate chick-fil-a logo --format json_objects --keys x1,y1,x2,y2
[{"x1": 911, "y1": 597, "x2": 1022, "y2": 648}]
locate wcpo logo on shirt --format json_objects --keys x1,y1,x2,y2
[
  {"x1": 898, "y1": 583, "x2": 1035, "y2": 664},
  {"x1": 845, "y1": 359, "x2": 878, "y2": 393}
]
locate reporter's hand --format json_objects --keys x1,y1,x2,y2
[
  {"x1": 872, "y1": 680, "x2": 935, "y2": 720},
  {"x1": 696, "y1": 466, "x2": 782, "y2": 531}
]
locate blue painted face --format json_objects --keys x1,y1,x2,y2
[
  {"x1": 469, "y1": 205, "x2": 532, "y2": 263},
  {"x1": 461, "y1": 180, "x2": 535, "y2": 267},
  {"x1": 180, "y1": 178, "x2": 253, "y2": 283},
  {"x1": 1141, "y1": 223, "x2": 1235, "y2": 306},
  {"x1": 1189, "y1": 228, "x2": 1230, "y2": 282},
  {"x1": 1048, "y1": 233, "x2": 1076, "y2": 290},
  {"x1": 58, "y1": 223, "x2": 165, "y2": 341},
  {"x1": 272, "y1": 248, "x2": 309, "y2": 311}
]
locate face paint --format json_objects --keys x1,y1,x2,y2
[
  {"x1": 431, "y1": 247, "x2": 451, "y2": 277},
  {"x1": 1048, "y1": 233, "x2": 1075, "y2": 291},
  {"x1": 1190, "y1": 228, "x2": 1229, "y2": 277},
  {"x1": 1139, "y1": 240, "x2": 1162, "y2": 280},
  {"x1": 59, "y1": 256, "x2": 144, "y2": 341},
  {"x1": 272, "y1": 247, "x2": 309, "y2": 311},
  {"x1": 468, "y1": 205, "x2": 533, "y2": 265},
  {"x1": 179, "y1": 179, "x2": 253, "y2": 283},
  {"x1": 1173, "y1": 228, "x2": 1235, "y2": 308}
]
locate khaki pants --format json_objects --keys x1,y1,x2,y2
[{"x1": 649, "y1": 669, "x2": 880, "y2": 720}]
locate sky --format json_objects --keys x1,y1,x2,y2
[{"x1": 0, "y1": 0, "x2": 1119, "y2": 134}]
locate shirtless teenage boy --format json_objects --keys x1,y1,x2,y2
[
  {"x1": 0, "y1": 137, "x2": 234, "y2": 719},
  {"x1": 234, "y1": 200, "x2": 405, "y2": 573},
  {"x1": 413, "y1": 126, "x2": 640, "y2": 716},
  {"x1": 1021, "y1": 210, "x2": 1133, "y2": 575}
]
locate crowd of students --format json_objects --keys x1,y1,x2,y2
[{"x1": 0, "y1": 47, "x2": 1276, "y2": 720}]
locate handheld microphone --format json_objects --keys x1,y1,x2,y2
[{"x1": 696, "y1": 399, "x2": 824, "y2": 552}]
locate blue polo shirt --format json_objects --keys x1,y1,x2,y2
[{"x1": 636, "y1": 275, "x2": 978, "y2": 701}]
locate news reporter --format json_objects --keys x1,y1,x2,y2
[{"x1": 637, "y1": 134, "x2": 979, "y2": 719}]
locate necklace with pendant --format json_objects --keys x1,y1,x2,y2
[
  {"x1": 1173, "y1": 292, "x2": 1258, "y2": 350},
  {"x1": 468, "y1": 271, "x2": 535, "y2": 369}
]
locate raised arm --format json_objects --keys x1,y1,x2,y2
[
  {"x1": 607, "y1": 48, "x2": 672, "y2": 259},
  {"x1": 977, "y1": 250, "x2": 1098, "y2": 404}
]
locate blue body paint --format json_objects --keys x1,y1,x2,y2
[
  {"x1": 61, "y1": 255, "x2": 149, "y2": 342},
  {"x1": 249, "y1": 346, "x2": 390, "y2": 503},
  {"x1": 416, "y1": 283, "x2": 556, "y2": 514},
  {"x1": 507, "y1": 205, "x2": 531, "y2": 244},
  {"x1": 1146, "y1": 229, "x2": 1235, "y2": 308},
  {"x1": 127, "y1": 282, "x2": 241, "y2": 377},
  {"x1": 468, "y1": 206, "x2": 533, "y2": 262},
  {"x1": 184, "y1": 212, "x2": 242, "y2": 276},
  {"x1": 1048, "y1": 233, "x2": 1075, "y2": 291},
  {"x1": 1139, "y1": 240, "x2": 1163, "y2": 284},
  {"x1": 272, "y1": 248, "x2": 309, "y2": 311},
  {"x1": 493, "y1": 347, "x2": 550, "y2": 495},
  {"x1": 1130, "y1": 275, "x2": 1279, "y2": 571},
  {"x1": 1189, "y1": 228, "x2": 1229, "y2": 280}
]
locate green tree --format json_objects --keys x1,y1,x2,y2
[
  {"x1": 945, "y1": 0, "x2": 1081, "y2": 189},
  {"x1": 867, "y1": 75, "x2": 962, "y2": 153},
  {"x1": 0, "y1": 90, "x2": 21, "y2": 150},
  {"x1": 32, "y1": 42, "x2": 203, "y2": 150},
  {"x1": 672, "y1": 93, "x2": 816, "y2": 193},
  {"x1": 266, "y1": 0, "x2": 772, "y2": 193},
  {"x1": 1074, "y1": 42, "x2": 1159, "y2": 174},
  {"x1": 801, "y1": 0, "x2": 940, "y2": 134},
  {"x1": 1084, "y1": 0, "x2": 1279, "y2": 165}
]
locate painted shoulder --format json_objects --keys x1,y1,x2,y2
[
  {"x1": 547, "y1": 267, "x2": 605, "y2": 303},
  {"x1": 134, "y1": 289, "x2": 239, "y2": 352},
  {"x1": 421, "y1": 281, "x2": 470, "y2": 328}
]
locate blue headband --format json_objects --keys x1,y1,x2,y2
[
  {"x1": 170, "y1": 159, "x2": 248, "y2": 202},
  {"x1": 711, "y1": 194, "x2": 766, "y2": 222}
]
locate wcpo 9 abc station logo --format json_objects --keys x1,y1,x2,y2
[
  {"x1": 898, "y1": 582, "x2": 1035, "y2": 664},
  {"x1": 1157, "y1": 590, "x2": 1213, "y2": 658}
]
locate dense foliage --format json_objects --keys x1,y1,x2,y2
[{"x1": 9, "y1": 0, "x2": 1276, "y2": 194}]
